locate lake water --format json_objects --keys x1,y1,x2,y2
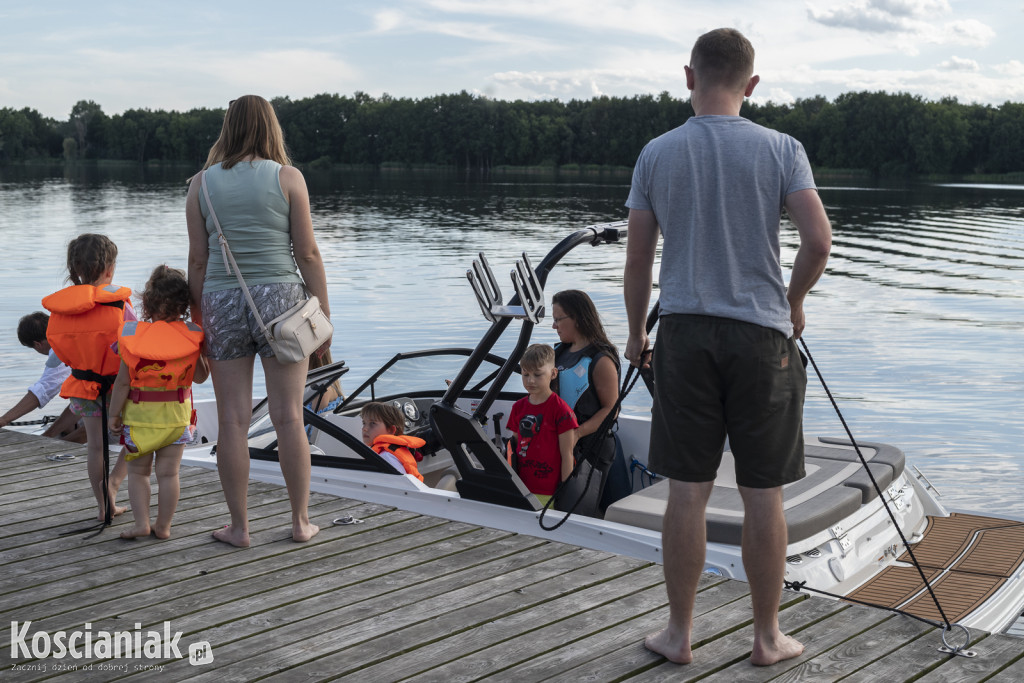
[{"x1": 1, "y1": 165, "x2": 1021, "y2": 518}]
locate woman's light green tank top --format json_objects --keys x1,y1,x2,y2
[{"x1": 199, "y1": 160, "x2": 303, "y2": 292}]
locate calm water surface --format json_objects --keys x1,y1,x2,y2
[{"x1": 1, "y1": 165, "x2": 1021, "y2": 517}]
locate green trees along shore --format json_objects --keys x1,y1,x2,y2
[{"x1": 2, "y1": 91, "x2": 1022, "y2": 177}]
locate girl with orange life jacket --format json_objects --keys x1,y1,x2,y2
[
  {"x1": 41, "y1": 233, "x2": 131, "y2": 525},
  {"x1": 108, "y1": 265, "x2": 209, "y2": 540},
  {"x1": 360, "y1": 402, "x2": 424, "y2": 482}
]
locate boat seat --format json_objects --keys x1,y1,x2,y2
[
  {"x1": 806, "y1": 437, "x2": 906, "y2": 503},
  {"x1": 807, "y1": 437, "x2": 905, "y2": 479},
  {"x1": 605, "y1": 451, "x2": 864, "y2": 545}
]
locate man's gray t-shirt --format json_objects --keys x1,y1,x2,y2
[{"x1": 625, "y1": 116, "x2": 816, "y2": 337}]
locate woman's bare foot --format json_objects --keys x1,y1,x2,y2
[
  {"x1": 98, "y1": 505, "x2": 128, "y2": 521},
  {"x1": 644, "y1": 625, "x2": 693, "y2": 664},
  {"x1": 119, "y1": 525, "x2": 150, "y2": 540},
  {"x1": 151, "y1": 524, "x2": 171, "y2": 540},
  {"x1": 292, "y1": 522, "x2": 320, "y2": 543},
  {"x1": 212, "y1": 524, "x2": 250, "y2": 547},
  {"x1": 751, "y1": 633, "x2": 804, "y2": 666}
]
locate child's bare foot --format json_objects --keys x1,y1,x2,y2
[
  {"x1": 98, "y1": 505, "x2": 128, "y2": 521},
  {"x1": 119, "y1": 525, "x2": 151, "y2": 540},
  {"x1": 212, "y1": 525, "x2": 250, "y2": 547},
  {"x1": 644, "y1": 625, "x2": 693, "y2": 664},
  {"x1": 751, "y1": 633, "x2": 803, "y2": 666},
  {"x1": 151, "y1": 524, "x2": 171, "y2": 540},
  {"x1": 292, "y1": 522, "x2": 320, "y2": 543}
]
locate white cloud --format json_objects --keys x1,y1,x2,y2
[
  {"x1": 807, "y1": 0, "x2": 994, "y2": 47},
  {"x1": 993, "y1": 59, "x2": 1024, "y2": 77},
  {"x1": 939, "y1": 19, "x2": 995, "y2": 46},
  {"x1": 778, "y1": 63, "x2": 1024, "y2": 104},
  {"x1": 870, "y1": 0, "x2": 951, "y2": 18},
  {"x1": 938, "y1": 56, "x2": 979, "y2": 71},
  {"x1": 752, "y1": 87, "x2": 797, "y2": 105},
  {"x1": 415, "y1": 0, "x2": 694, "y2": 43}
]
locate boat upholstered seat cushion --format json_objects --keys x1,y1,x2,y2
[
  {"x1": 604, "y1": 452, "x2": 865, "y2": 545},
  {"x1": 838, "y1": 462, "x2": 895, "y2": 503},
  {"x1": 807, "y1": 437, "x2": 906, "y2": 480}
]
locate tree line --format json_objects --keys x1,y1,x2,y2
[{"x1": 1, "y1": 91, "x2": 1022, "y2": 176}]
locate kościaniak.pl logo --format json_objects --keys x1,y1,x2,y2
[{"x1": 10, "y1": 621, "x2": 213, "y2": 666}]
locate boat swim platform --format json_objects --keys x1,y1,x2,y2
[{"x1": 1, "y1": 430, "x2": 1022, "y2": 682}]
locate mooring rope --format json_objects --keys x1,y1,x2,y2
[
  {"x1": 798, "y1": 337, "x2": 955, "y2": 633},
  {"x1": 7, "y1": 415, "x2": 58, "y2": 427}
]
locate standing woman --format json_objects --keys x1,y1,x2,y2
[
  {"x1": 550, "y1": 290, "x2": 625, "y2": 514},
  {"x1": 186, "y1": 95, "x2": 330, "y2": 547}
]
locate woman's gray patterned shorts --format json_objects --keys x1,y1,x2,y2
[{"x1": 201, "y1": 283, "x2": 306, "y2": 361}]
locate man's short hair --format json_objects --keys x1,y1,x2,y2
[
  {"x1": 17, "y1": 312, "x2": 49, "y2": 347},
  {"x1": 690, "y1": 28, "x2": 755, "y2": 92},
  {"x1": 520, "y1": 343, "x2": 555, "y2": 371}
]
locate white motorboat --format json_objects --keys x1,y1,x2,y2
[{"x1": 182, "y1": 223, "x2": 1024, "y2": 639}]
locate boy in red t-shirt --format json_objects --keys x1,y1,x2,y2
[{"x1": 506, "y1": 344, "x2": 578, "y2": 504}]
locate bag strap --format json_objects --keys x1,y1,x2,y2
[{"x1": 199, "y1": 171, "x2": 277, "y2": 341}]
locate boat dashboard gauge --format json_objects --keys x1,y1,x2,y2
[{"x1": 390, "y1": 398, "x2": 423, "y2": 429}]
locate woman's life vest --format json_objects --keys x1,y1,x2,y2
[
  {"x1": 371, "y1": 434, "x2": 425, "y2": 482},
  {"x1": 555, "y1": 342, "x2": 621, "y2": 465},
  {"x1": 42, "y1": 284, "x2": 132, "y2": 400},
  {"x1": 118, "y1": 320, "x2": 204, "y2": 457}
]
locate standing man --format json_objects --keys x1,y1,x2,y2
[
  {"x1": 0, "y1": 312, "x2": 84, "y2": 442},
  {"x1": 623, "y1": 28, "x2": 831, "y2": 666}
]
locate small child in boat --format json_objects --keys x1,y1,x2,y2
[
  {"x1": 360, "y1": 401, "x2": 424, "y2": 482},
  {"x1": 107, "y1": 265, "x2": 209, "y2": 539},
  {"x1": 506, "y1": 343, "x2": 578, "y2": 505}
]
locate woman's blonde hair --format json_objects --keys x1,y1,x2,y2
[{"x1": 203, "y1": 95, "x2": 291, "y2": 170}]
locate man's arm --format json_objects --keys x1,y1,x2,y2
[
  {"x1": 0, "y1": 392, "x2": 43, "y2": 428},
  {"x1": 41, "y1": 406, "x2": 84, "y2": 442},
  {"x1": 784, "y1": 189, "x2": 832, "y2": 339},
  {"x1": 624, "y1": 208, "x2": 660, "y2": 367}
]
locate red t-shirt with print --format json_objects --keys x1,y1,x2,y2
[{"x1": 506, "y1": 392, "x2": 578, "y2": 496}]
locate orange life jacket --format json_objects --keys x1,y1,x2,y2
[
  {"x1": 42, "y1": 284, "x2": 132, "y2": 400},
  {"x1": 372, "y1": 434, "x2": 426, "y2": 482},
  {"x1": 117, "y1": 320, "x2": 203, "y2": 459},
  {"x1": 119, "y1": 320, "x2": 204, "y2": 395}
]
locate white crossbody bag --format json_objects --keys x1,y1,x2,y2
[{"x1": 200, "y1": 171, "x2": 333, "y2": 364}]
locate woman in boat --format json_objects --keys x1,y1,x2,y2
[
  {"x1": 550, "y1": 290, "x2": 628, "y2": 514},
  {"x1": 186, "y1": 95, "x2": 331, "y2": 547}
]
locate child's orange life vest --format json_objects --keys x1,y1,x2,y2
[
  {"x1": 117, "y1": 320, "x2": 204, "y2": 459},
  {"x1": 119, "y1": 320, "x2": 204, "y2": 394},
  {"x1": 371, "y1": 434, "x2": 426, "y2": 482},
  {"x1": 42, "y1": 284, "x2": 132, "y2": 400}
]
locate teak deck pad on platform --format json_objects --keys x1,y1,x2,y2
[
  {"x1": 1, "y1": 430, "x2": 1021, "y2": 681},
  {"x1": 846, "y1": 513, "x2": 1024, "y2": 624}
]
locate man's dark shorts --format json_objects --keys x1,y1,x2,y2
[{"x1": 648, "y1": 314, "x2": 806, "y2": 488}]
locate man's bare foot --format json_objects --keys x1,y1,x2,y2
[
  {"x1": 644, "y1": 626, "x2": 693, "y2": 664},
  {"x1": 151, "y1": 524, "x2": 171, "y2": 540},
  {"x1": 212, "y1": 525, "x2": 250, "y2": 548},
  {"x1": 120, "y1": 525, "x2": 150, "y2": 539},
  {"x1": 751, "y1": 633, "x2": 804, "y2": 666},
  {"x1": 292, "y1": 522, "x2": 319, "y2": 543},
  {"x1": 98, "y1": 505, "x2": 128, "y2": 521}
]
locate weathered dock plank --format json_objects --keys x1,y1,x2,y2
[{"x1": 1, "y1": 429, "x2": 1020, "y2": 682}]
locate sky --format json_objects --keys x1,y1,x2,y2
[{"x1": 1, "y1": 0, "x2": 1023, "y2": 121}]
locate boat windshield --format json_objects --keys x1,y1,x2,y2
[{"x1": 340, "y1": 349, "x2": 516, "y2": 407}]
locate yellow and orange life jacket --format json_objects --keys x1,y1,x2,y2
[
  {"x1": 371, "y1": 434, "x2": 426, "y2": 482},
  {"x1": 117, "y1": 320, "x2": 204, "y2": 458},
  {"x1": 42, "y1": 284, "x2": 132, "y2": 400}
]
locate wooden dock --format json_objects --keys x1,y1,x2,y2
[{"x1": 1, "y1": 429, "x2": 1021, "y2": 681}]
